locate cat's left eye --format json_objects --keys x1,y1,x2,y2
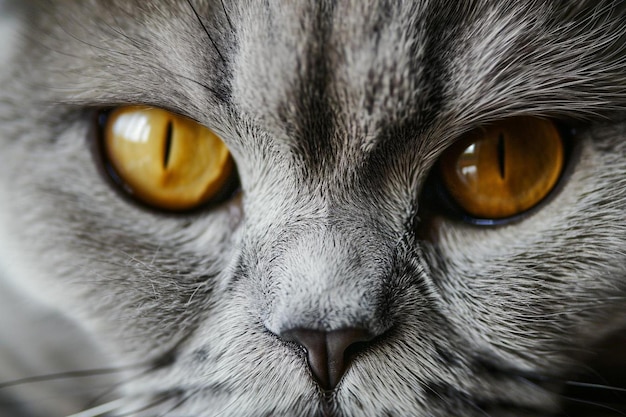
[
  {"x1": 434, "y1": 116, "x2": 565, "y2": 223},
  {"x1": 99, "y1": 106, "x2": 237, "y2": 211}
]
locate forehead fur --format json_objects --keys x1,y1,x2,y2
[
  {"x1": 234, "y1": 0, "x2": 626, "y2": 159},
  {"x1": 16, "y1": 0, "x2": 626, "y2": 148}
]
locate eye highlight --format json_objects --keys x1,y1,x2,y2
[
  {"x1": 101, "y1": 106, "x2": 236, "y2": 211},
  {"x1": 438, "y1": 117, "x2": 564, "y2": 220}
]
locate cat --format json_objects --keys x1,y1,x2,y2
[{"x1": 1, "y1": 0, "x2": 626, "y2": 416}]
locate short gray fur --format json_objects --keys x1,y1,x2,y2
[{"x1": 0, "y1": 1, "x2": 625, "y2": 416}]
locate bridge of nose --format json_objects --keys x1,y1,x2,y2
[{"x1": 262, "y1": 225, "x2": 390, "y2": 336}]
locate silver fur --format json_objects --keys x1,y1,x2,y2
[{"x1": 0, "y1": 1, "x2": 626, "y2": 416}]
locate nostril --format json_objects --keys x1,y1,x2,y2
[
  {"x1": 282, "y1": 328, "x2": 374, "y2": 390},
  {"x1": 342, "y1": 338, "x2": 371, "y2": 366}
]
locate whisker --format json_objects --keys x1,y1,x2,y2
[
  {"x1": 500, "y1": 367, "x2": 626, "y2": 416},
  {"x1": 97, "y1": 15, "x2": 228, "y2": 100},
  {"x1": 423, "y1": 380, "x2": 555, "y2": 417},
  {"x1": 560, "y1": 395, "x2": 626, "y2": 416},
  {"x1": 66, "y1": 398, "x2": 129, "y2": 417},
  {"x1": 82, "y1": 367, "x2": 155, "y2": 411},
  {"x1": 475, "y1": 357, "x2": 626, "y2": 416},
  {"x1": 156, "y1": 390, "x2": 197, "y2": 417},
  {"x1": 0, "y1": 363, "x2": 148, "y2": 390},
  {"x1": 563, "y1": 380, "x2": 626, "y2": 393},
  {"x1": 219, "y1": 0, "x2": 235, "y2": 34},
  {"x1": 185, "y1": 0, "x2": 227, "y2": 64}
]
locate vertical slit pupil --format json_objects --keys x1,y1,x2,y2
[
  {"x1": 164, "y1": 120, "x2": 173, "y2": 169},
  {"x1": 497, "y1": 133, "x2": 505, "y2": 179}
]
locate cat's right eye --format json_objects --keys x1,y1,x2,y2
[{"x1": 99, "y1": 106, "x2": 237, "y2": 211}]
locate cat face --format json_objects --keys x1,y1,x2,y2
[{"x1": 0, "y1": 1, "x2": 625, "y2": 416}]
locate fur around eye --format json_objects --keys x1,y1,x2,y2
[
  {"x1": 100, "y1": 106, "x2": 238, "y2": 212},
  {"x1": 436, "y1": 117, "x2": 565, "y2": 222}
]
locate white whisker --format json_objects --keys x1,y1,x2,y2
[{"x1": 66, "y1": 398, "x2": 128, "y2": 417}]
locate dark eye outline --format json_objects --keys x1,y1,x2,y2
[
  {"x1": 91, "y1": 108, "x2": 241, "y2": 215},
  {"x1": 421, "y1": 122, "x2": 579, "y2": 227}
]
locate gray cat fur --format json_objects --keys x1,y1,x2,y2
[{"x1": 0, "y1": 0, "x2": 625, "y2": 416}]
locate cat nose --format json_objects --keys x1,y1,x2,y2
[{"x1": 282, "y1": 327, "x2": 374, "y2": 390}]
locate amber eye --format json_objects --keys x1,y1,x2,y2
[
  {"x1": 438, "y1": 117, "x2": 564, "y2": 220},
  {"x1": 102, "y1": 106, "x2": 236, "y2": 211}
]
